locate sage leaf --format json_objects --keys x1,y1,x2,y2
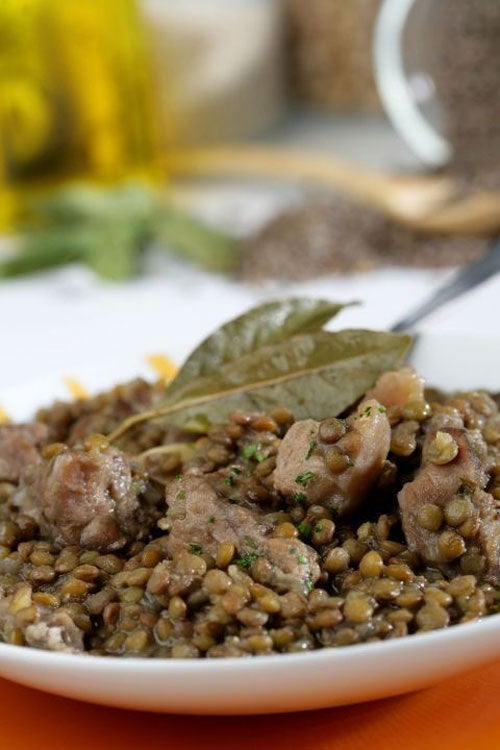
[
  {"x1": 0, "y1": 241, "x2": 84, "y2": 278},
  {"x1": 148, "y1": 328, "x2": 412, "y2": 432},
  {"x1": 156, "y1": 206, "x2": 238, "y2": 273},
  {"x1": 168, "y1": 297, "x2": 351, "y2": 396},
  {"x1": 29, "y1": 183, "x2": 158, "y2": 225},
  {"x1": 85, "y1": 222, "x2": 143, "y2": 281}
]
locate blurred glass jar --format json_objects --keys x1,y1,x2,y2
[
  {"x1": 287, "y1": 0, "x2": 382, "y2": 113},
  {"x1": 143, "y1": 0, "x2": 285, "y2": 148},
  {"x1": 374, "y1": 0, "x2": 500, "y2": 184},
  {"x1": 0, "y1": 0, "x2": 161, "y2": 228}
]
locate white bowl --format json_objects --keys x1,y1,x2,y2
[{"x1": 0, "y1": 332, "x2": 499, "y2": 714}]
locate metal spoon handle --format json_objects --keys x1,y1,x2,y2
[{"x1": 391, "y1": 236, "x2": 500, "y2": 332}]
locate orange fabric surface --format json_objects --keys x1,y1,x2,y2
[{"x1": 1, "y1": 662, "x2": 500, "y2": 750}]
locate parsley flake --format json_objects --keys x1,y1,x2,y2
[
  {"x1": 295, "y1": 471, "x2": 315, "y2": 486},
  {"x1": 305, "y1": 440, "x2": 317, "y2": 460},
  {"x1": 235, "y1": 552, "x2": 260, "y2": 569},
  {"x1": 293, "y1": 492, "x2": 307, "y2": 506},
  {"x1": 188, "y1": 543, "x2": 203, "y2": 555},
  {"x1": 297, "y1": 521, "x2": 312, "y2": 538},
  {"x1": 297, "y1": 554, "x2": 307, "y2": 564},
  {"x1": 242, "y1": 443, "x2": 259, "y2": 460}
]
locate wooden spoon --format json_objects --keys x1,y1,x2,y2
[{"x1": 167, "y1": 146, "x2": 500, "y2": 236}]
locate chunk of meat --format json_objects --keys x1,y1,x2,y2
[
  {"x1": 0, "y1": 585, "x2": 84, "y2": 653},
  {"x1": 0, "y1": 423, "x2": 47, "y2": 483},
  {"x1": 165, "y1": 476, "x2": 320, "y2": 594},
  {"x1": 398, "y1": 427, "x2": 500, "y2": 583},
  {"x1": 273, "y1": 399, "x2": 391, "y2": 516},
  {"x1": 367, "y1": 368, "x2": 425, "y2": 409},
  {"x1": 24, "y1": 611, "x2": 84, "y2": 653},
  {"x1": 15, "y1": 444, "x2": 152, "y2": 550}
]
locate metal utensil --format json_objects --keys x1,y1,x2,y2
[{"x1": 391, "y1": 236, "x2": 500, "y2": 332}]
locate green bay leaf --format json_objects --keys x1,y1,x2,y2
[
  {"x1": 150, "y1": 328, "x2": 412, "y2": 432},
  {"x1": 167, "y1": 297, "x2": 352, "y2": 397}
]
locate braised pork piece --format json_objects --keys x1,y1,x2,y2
[{"x1": 1, "y1": 370, "x2": 500, "y2": 658}]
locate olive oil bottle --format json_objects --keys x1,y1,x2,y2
[{"x1": 0, "y1": 0, "x2": 161, "y2": 229}]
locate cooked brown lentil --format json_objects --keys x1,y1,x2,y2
[{"x1": 1, "y1": 376, "x2": 500, "y2": 661}]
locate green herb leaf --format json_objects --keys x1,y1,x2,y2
[
  {"x1": 150, "y1": 328, "x2": 411, "y2": 432},
  {"x1": 295, "y1": 471, "x2": 315, "y2": 486},
  {"x1": 294, "y1": 492, "x2": 307, "y2": 506},
  {"x1": 188, "y1": 543, "x2": 203, "y2": 555},
  {"x1": 2, "y1": 183, "x2": 241, "y2": 282},
  {"x1": 297, "y1": 522, "x2": 312, "y2": 537},
  {"x1": 242, "y1": 443, "x2": 260, "y2": 460},
  {"x1": 107, "y1": 300, "x2": 412, "y2": 445},
  {"x1": 167, "y1": 298, "x2": 351, "y2": 397},
  {"x1": 305, "y1": 440, "x2": 317, "y2": 460},
  {"x1": 0, "y1": 237, "x2": 84, "y2": 278},
  {"x1": 235, "y1": 552, "x2": 260, "y2": 569},
  {"x1": 85, "y1": 222, "x2": 142, "y2": 281},
  {"x1": 156, "y1": 205, "x2": 238, "y2": 273}
]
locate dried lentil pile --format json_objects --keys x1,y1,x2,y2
[
  {"x1": 239, "y1": 199, "x2": 486, "y2": 281},
  {"x1": 1, "y1": 379, "x2": 500, "y2": 658}
]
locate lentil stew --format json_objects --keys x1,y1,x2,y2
[{"x1": 1, "y1": 363, "x2": 500, "y2": 660}]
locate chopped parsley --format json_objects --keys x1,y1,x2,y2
[
  {"x1": 208, "y1": 515, "x2": 215, "y2": 524},
  {"x1": 297, "y1": 554, "x2": 307, "y2": 564},
  {"x1": 293, "y1": 491, "x2": 307, "y2": 505},
  {"x1": 313, "y1": 522, "x2": 323, "y2": 534},
  {"x1": 255, "y1": 452, "x2": 266, "y2": 463},
  {"x1": 305, "y1": 440, "x2": 317, "y2": 460},
  {"x1": 363, "y1": 405, "x2": 373, "y2": 417},
  {"x1": 176, "y1": 489, "x2": 186, "y2": 500},
  {"x1": 224, "y1": 475, "x2": 234, "y2": 486},
  {"x1": 378, "y1": 405, "x2": 387, "y2": 414},
  {"x1": 306, "y1": 579, "x2": 315, "y2": 592},
  {"x1": 242, "y1": 443, "x2": 260, "y2": 460},
  {"x1": 295, "y1": 471, "x2": 315, "y2": 486},
  {"x1": 230, "y1": 466, "x2": 242, "y2": 475},
  {"x1": 188, "y1": 543, "x2": 203, "y2": 555},
  {"x1": 175, "y1": 474, "x2": 183, "y2": 482},
  {"x1": 235, "y1": 552, "x2": 260, "y2": 569},
  {"x1": 346, "y1": 458, "x2": 355, "y2": 468},
  {"x1": 297, "y1": 521, "x2": 312, "y2": 538}
]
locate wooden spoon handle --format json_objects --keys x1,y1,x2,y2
[{"x1": 167, "y1": 146, "x2": 399, "y2": 210}]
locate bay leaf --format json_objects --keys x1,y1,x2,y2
[
  {"x1": 149, "y1": 328, "x2": 412, "y2": 432},
  {"x1": 167, "y1": 297, "x2": 351, "y2": 397}
]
